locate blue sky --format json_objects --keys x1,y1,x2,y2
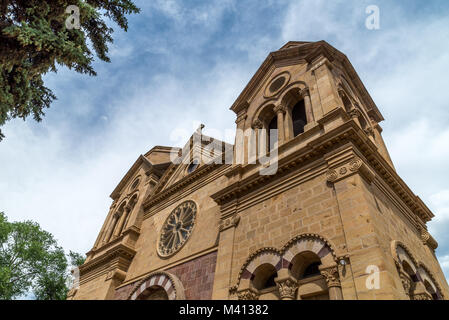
[{"x1": 1, "y1": 0, "x2": 449, "y2": 282}]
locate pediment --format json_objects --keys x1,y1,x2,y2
[
  {"x1": 230, "y1": 40, "x2": 383, "y2": 122},
  {"x1": 147, "y1": 130, "x2": 232, "y2": 197}
]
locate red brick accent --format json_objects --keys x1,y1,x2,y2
[
  {"x1": 167, "y1": 251, "x2": 217, "y2": 300},
  {"x1": 113, "y1": 250, "x2": 217, "y2": 300}
]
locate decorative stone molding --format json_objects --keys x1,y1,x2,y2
[
  {"x1": 128, "y1": 271, "x2": 185, "y2": 300},
  {"x1": 399, "y1": 270, "x2": 412, "y2": 298},
  {"x1": 233, "y1": 233, "x2": 338, "y2": 290},
  {"x1": 319, "y1": 264, "x2": 341, "y2": 288},
  {"x1": 349, "y1": 108, "x2": 361, "y2": 119},
  {"x1": 420, "y1": 229, "x2": 438, "y2": 251},
  {"x1": 326, "y1": 156, "x2": 375, "y2": 184},
  {"x1": 273, "y1": 104, "x2": 287, "y2": 114},
  {"x1": 251, "y1": 119, "x2": 264, "y2": 130},
  {"x1": 275, "y1": 276, "x2": 298, "y2": 300},
  {"x1": 235, "y1": 113, "x2": 247, "y2": 125},
  {"x1": 237, "y1": 288, "x2": 259, "y2": 300},
  {"x1": 299, "y1": 86, "x2": 310, "y2": 98},
  {"x1": 157, "y1": 200, "x2": 197, "y2": 258},
  {"x1": 219, "y1": 214, "x2": 240, "y2": 232},
  {"x1": 105, "y1": 269, "x2": 127, "y2": 282},
  {"x1": 412, "y1": 292, "x2": 433, "y2": 300},
  {"x1": 364, "y1": 127, "x2": 375, "y2": 137}
]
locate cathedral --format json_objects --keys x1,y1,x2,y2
[{"x1": 68, "y1": 41, "x2": 449, "y2": 300}]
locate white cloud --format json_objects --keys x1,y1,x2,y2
[{"x1": 1, "y1": 0, "x2": 449, "y2": 281}]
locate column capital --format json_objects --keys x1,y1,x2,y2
[
  {"x1": 219, "y1": 214, "x2": 240, "y2": 232},
  {"x1": 235, "y1": 113, "x2": 247, "y2": 125},
  {"x1": 273, "y1": 104, "x2": 287, "y2": 114},
  {"x1": 251, "y1": 119, "x2": 263, "y2": 129},
  {"x1": 319, "y1": 263, "x2": 341, "y2": 288},
  {"x1": 300, "y1": 86, "x2": 310, "y2": 97},
  {"x1": 275, "y1": 276, "x2": 298, "y2": 300},
  {"x1": 349, "y1": 108, "x2": 361, "y2": 118},
  {"x1": 237, "y1": 288, "x2": 259, "y2": 300}
]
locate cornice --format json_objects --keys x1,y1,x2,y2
[
  {"x1": 211, "y1": 119, "x2": 434, "y2": 225},
  {"x1": 79, "y1": 243, "x2": 136, "y2": 276}
]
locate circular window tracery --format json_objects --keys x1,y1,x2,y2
[
  {"x1": 187, "y1": 160, "x2": 200, "y2": 174},
  {"x1": 269, "y1": 77, "x2": 286, "y2": 93},
  {"x1": 158, "y1": 201, "x2": 197, "y2": 257},
  {"x1": 130, "y1": 178, "x2": 140, "y2": 191}
]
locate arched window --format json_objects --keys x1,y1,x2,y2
[
  {"x1": 137, "y1": 287, "x2": 169, "y2": 300},
  {"x1": 252, "y1": 264, "x2": 278, "y2": 291},
  {"x1": 268, "y1": 115, "x2": 278, "y2": 151},
  {"x1": 289, "y1": 251, "x2": 329, "y2": 300},
  {"x1": 302, "y1": 261, "x2": 321, "y2": 278},
  {"x1": 291, "y1": 100, "x2": 307, "y2": 137}
]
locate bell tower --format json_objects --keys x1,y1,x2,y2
[{"x1": 211, "y1": 40, "x2": 448, "y2": 300}]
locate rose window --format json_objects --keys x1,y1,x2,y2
[{"x1": 158, "y1": 201, "x2": 197, "y2": 257}]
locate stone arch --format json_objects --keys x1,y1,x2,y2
[
  {"x1": 281, "y1": 233, "x2": 338, "y2": 268},
  {"x1": 129, "y1": 271, "x2": 185, "y2": 300},
  {"x1": 277, "y1": 82, "x2": 307, "y2": 105},
  {"x1": 390, "y1": 240, "x2": 418, "y2": 273},
  {"x1": 237, "y1": 248, "x2": 282, "y2": 291},
  {"x1": 121, "y1": 191, "x2": 139, "y2": 233},
  {"x1": 252, "y1": 81, "x2": 308, "y2": 127},
  {"x1": 253, "y1": 103, "x2": 276, "y2": 129},
  {"x1": 390, "y1": 240, "x2": 428, "y2": 299},
  {"x1": 417, "y1": 262, "x2": 444, "y2": 300}
]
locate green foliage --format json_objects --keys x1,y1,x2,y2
[
  {"x1": 0, "y1": 212, "x2": 84, "y2": 300},
  {"x1": 0, "y1": 0, "x2": 140, "y2": 140},
  {"x1": 68, "y1": 250, "x2": 85, "y2": 267}
]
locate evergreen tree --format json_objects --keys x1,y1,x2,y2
[{"x1": 0, "y1": 0, "x2": 140, "y2": 140}]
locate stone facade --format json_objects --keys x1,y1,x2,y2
[{"x1": 68, "y1": 41, "x2": 449, "y2": 300}]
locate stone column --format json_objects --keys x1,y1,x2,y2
[
  {"x1": 252, "y1": 119, "x2": 263, "y2": 161},
  {"x1": 211, "y1": 208, "x2": 240, "y2": 299},
  {"x1": 275, "y1": 271, "x2": 298, "y2": 300},
  {"x1": 302, "y1": 87, "x2": 314, "y2": 123},
  {"x1": 94, "y1": 204, "x2": 116, "y2": 249},
  {"x1": 114, "y1": 205, "x2": 131, "y2": 238},
  {"x1": 273, "y1": 104, "x2": 286, "y2": 146},
  {"x1": 104, "y1": 213, "x2": 119, "y2": 243},
  {"x1": 319, "y1": 263, "x2": 343, "y2": 300},
  {"x1": 284, "y1": 107, "x2": 294, "y2": 141},
  {"x1": 399, "y1": 270, "x2": 412, "y2": 299},
  {"x1": 234, "y1": 112, "x2": 247, "y2": 165}
]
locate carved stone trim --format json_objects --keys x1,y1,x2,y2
[
  {"x1": 252, "y1": 119, "x2": 264, "y2": 130},
  {"x1": 420, "y1": 229, "x2": 438, "y2": 251},
  {"x1": 326, "y1": 156, "x2": 375, "y2": 184},
  {"x1": 236, "y1": 113, "x2": 247, "y2": 125},
  {"x1": 399, "y1": 270, "x2": 412, "y2": 298},
  {"x1": 237, "y1": 288, "x2": 259, "y2": 300},
  {"x1": 349, "y1": 108, "x2": 361, "y2": 118},
  {"x1": 273, "y1": 104, "x2": 287, "y2": 114},
  {"x1": 275, "y1": 276, "x2": 298, "y2": 300},
  {"x1": 319, "y1": 264, "x2": 341, "y2": 288},
  {"x1": 219, "y1": 214, "x2": 240, "y2": 232},
  {"x1": 300, "y1": 86, "x2": 310, "y2": 97}
]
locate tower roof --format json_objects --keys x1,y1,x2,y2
[{"x1": 230, "y1": 40, "x2": 384, "y2": 122}]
